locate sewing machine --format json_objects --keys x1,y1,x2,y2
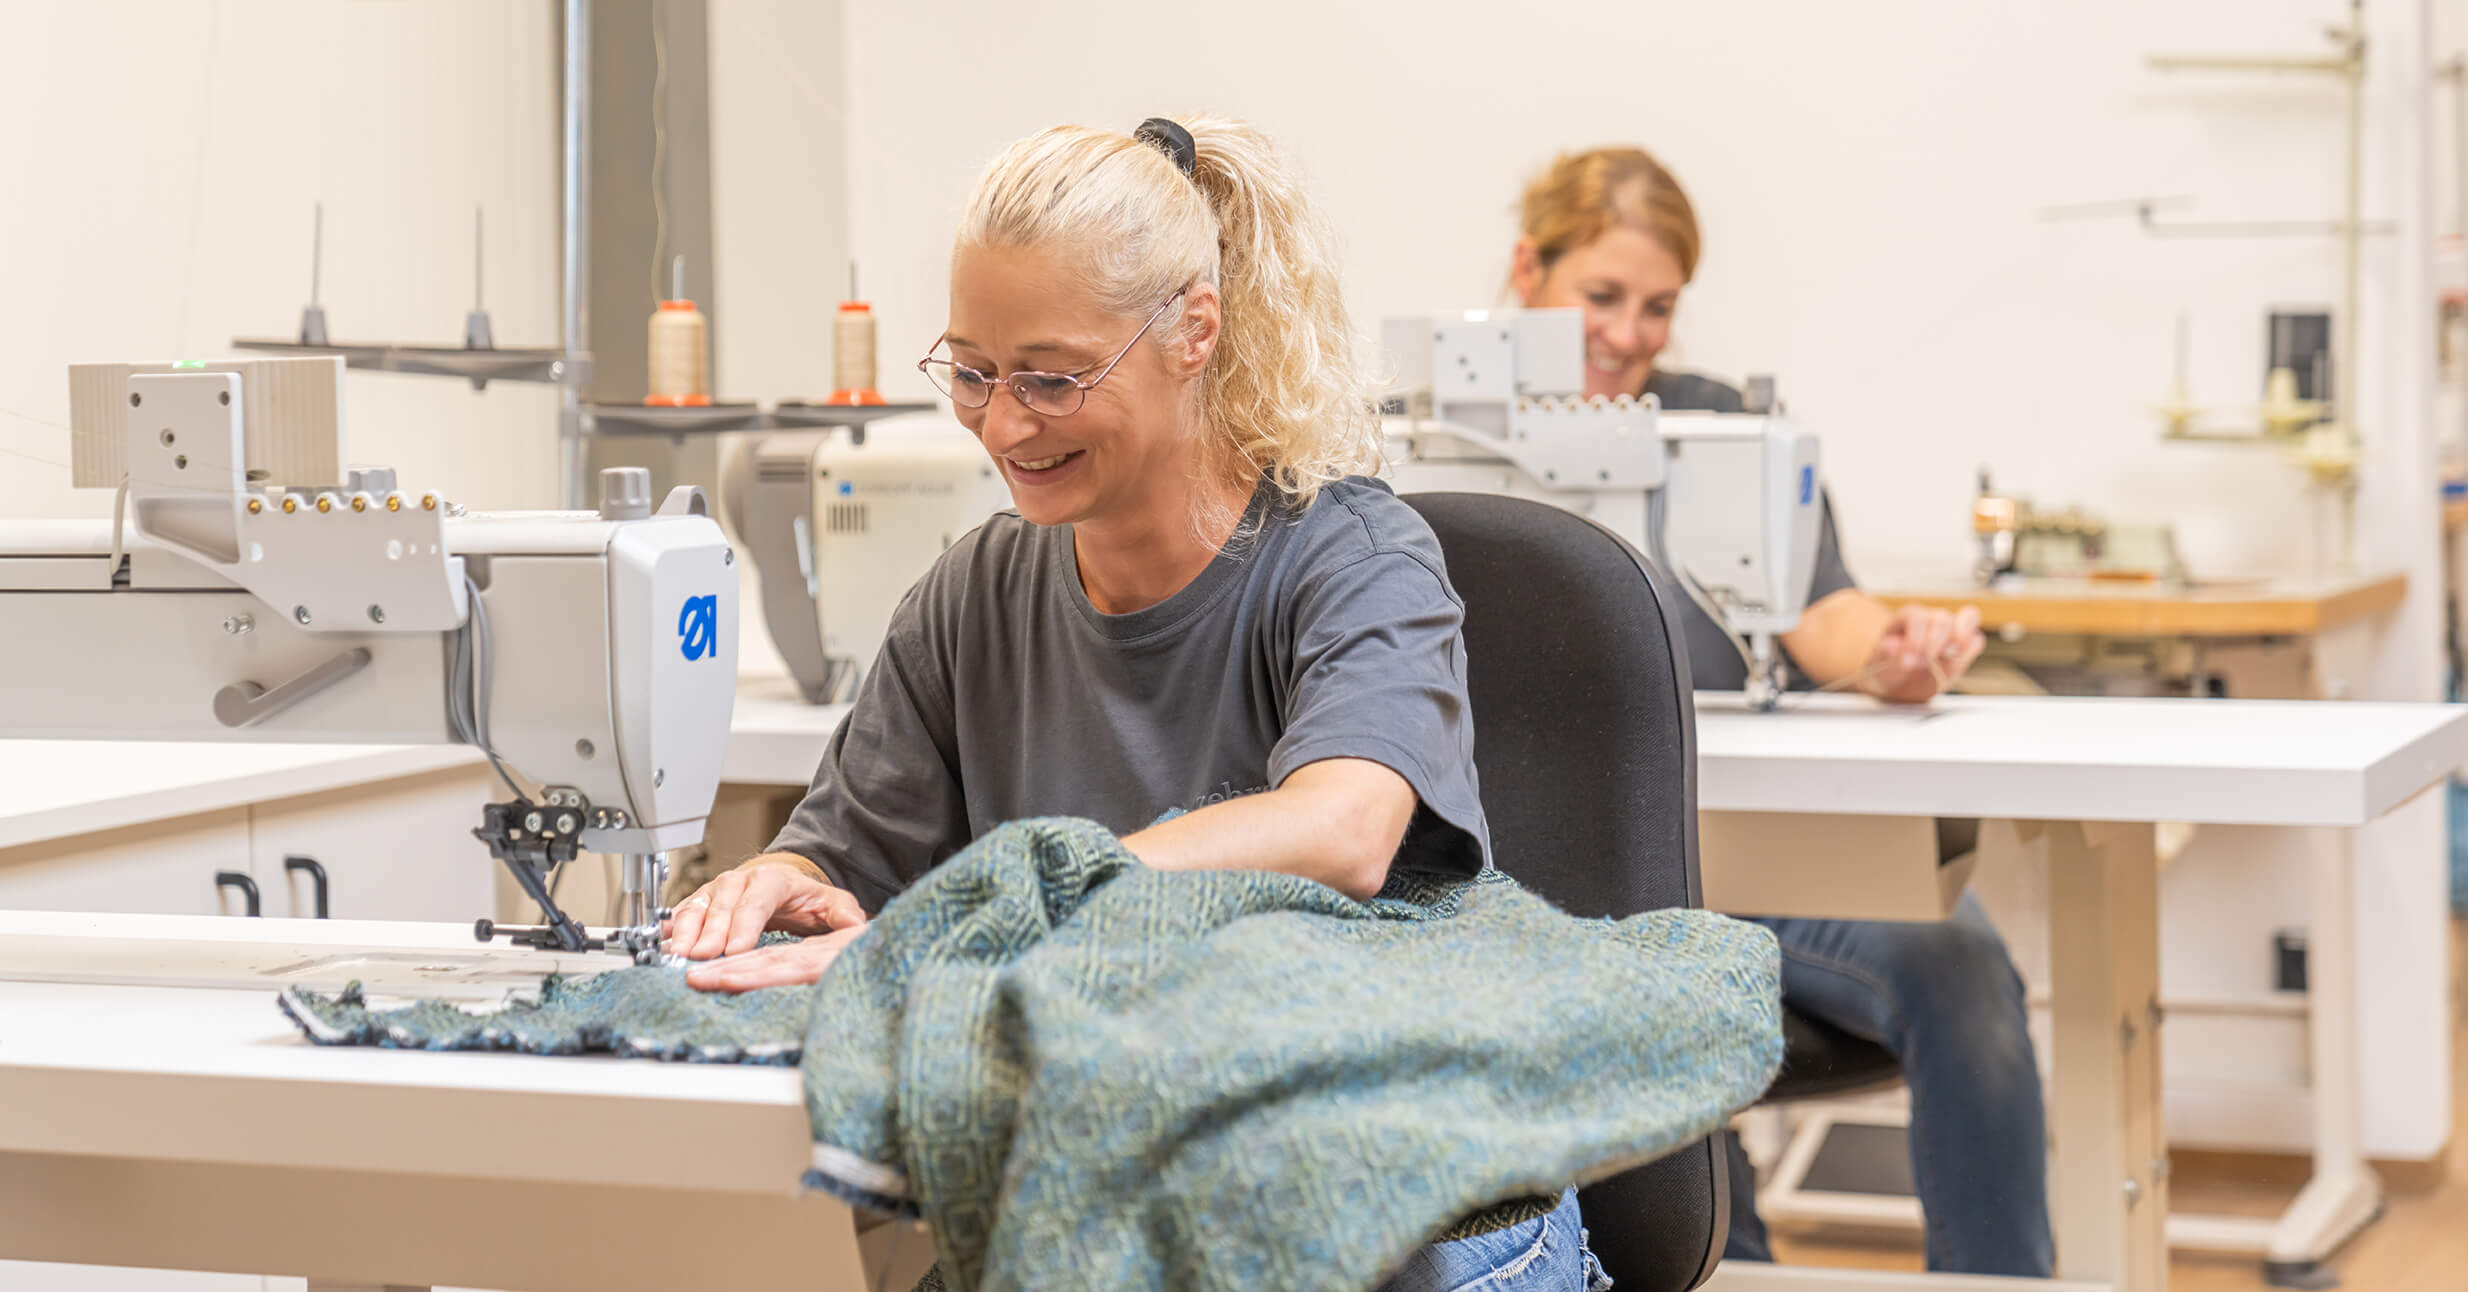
[
  {"x1": 1972, "y1": 469, "x2": 2188, "y2": 588},
  {"x1": 1378, "y1": 309, "x2": 1823, "y2": 708},
  {"x1": 725, "y1": 414, "x2": 1012, "y2": 704},
  {"x1": 0, "y1": 356, "x2": 738, "y2": 961}
]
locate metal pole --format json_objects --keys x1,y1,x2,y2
[
  {"x1": 2335, "y1": 1, "x2": 2364, "y2": 575},
  {"x1": 560, "y1": 0, "x2": 592, "y2": 509}
]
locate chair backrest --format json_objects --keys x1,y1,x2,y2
[{"x1": 1402, "y1": 491, "x2": 1727, "y2": 1292}]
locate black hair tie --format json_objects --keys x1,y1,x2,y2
[{"x1": 1134, "y1": 117, "x2": 1197, "y2": 179}]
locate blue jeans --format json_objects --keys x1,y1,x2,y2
[
  {"x1": 1375, "y1": 1188, "x2": 1612, "y2": 1292},
  {"x1": 1726, "y1": 893, "x2": 2054, "y2": 1277}
]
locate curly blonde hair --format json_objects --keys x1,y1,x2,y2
[{"x1": 955, "y1": 115, "x2": 1379, "y2": 513}]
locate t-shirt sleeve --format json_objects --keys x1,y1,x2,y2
[
  {"x1": 765, "y1": 580, "x2": 972, "y2": 914},
  {"x1": 1808, "y1": 488, "x2": 1858, "y2": 601},
  {"x1": 1268, "y1": 549, "x2": 1490, "y2": 878}
]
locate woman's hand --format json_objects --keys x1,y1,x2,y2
[
  {"x1": 1861, "y1": 604, "x2": 1985, "y2": 704},
  {"x1": 665, "y1": 853, "x2": 867, "y2": 970},
  {"x1": 683, "y1": 923, "x2": 869, "y2": 993}
]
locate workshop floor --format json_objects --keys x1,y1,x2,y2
[{"x1": 1770, "y1": 918, "x2": 2468, "y2": 1289}]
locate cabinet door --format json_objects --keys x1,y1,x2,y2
[
  {"x1": 246, "y1": 768, "x2": 499, "y2": 924},
  {"x1": 0, "y1": 810, "x2": 256, "y2": 916},
  {"x1": 0, "y1": 1260, "x2": 267, "y2": 1289}
]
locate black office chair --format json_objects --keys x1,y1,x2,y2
[
  {"x1": 1401, "y1": 492, "x2": 1734, "y2": 1291},
  {"x1": 1404, "y1": 492, "x2": 1908, "y2": 1289}
]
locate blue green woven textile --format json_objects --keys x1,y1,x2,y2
[
  {"x1": 798, "y1": 816, "x2": 1782, "y2": 1292},
  {"x1": 277, "y1": 945, "x2": 811, "y2": 1064}
]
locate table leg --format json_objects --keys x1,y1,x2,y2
[
  {"x1": 2036, "y1": 818, "x2": 2167, "y2": 1291},
  {"x1": 2255, "y1": 827, "x2": 2384, "y2": 1284}
]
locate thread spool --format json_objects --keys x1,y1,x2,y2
[
  {"x1": 646, "y1": 256, "x2": 710, "y2": 407},
  {"x1": 827, "y1": 301, "x2": 885, "y2": 406},
  {"x1": 646, "y1": 300, "x2": 709, "y2": 406}
]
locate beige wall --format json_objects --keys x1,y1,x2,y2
[{"x1": 2, "y1": 0, "x2": 561, "y2": 520}]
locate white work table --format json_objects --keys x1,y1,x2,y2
[
  {"x1": 1693, "y1": 692, "x2": 2466, "y2": 828},
  {"x1": 725, "y1": 674, "x2": 853, "y2": 786},
  {"x1": 1688, "y1": 691, "x2": 2468, "y2": 1291},
  {"x1": 730, "y1": 683, "x2": 2468, "y2": 831},
  {"x1": 0, "y1": 912, "x2": 902, "y2": 1290},
  {"x1": 0, "y1": 741, "x2": 484, "y2": 851}
]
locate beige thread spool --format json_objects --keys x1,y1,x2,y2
[
  {"x1": 826, "y1": 262, "x2": 885, "y2": 406},
  {"x1": 646, "y1": 255, "x2": 710, "y2": 407}
]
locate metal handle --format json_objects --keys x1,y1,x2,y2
[
  {"x1": 284, "y1": 855, "x2": 330, "y2": 919},
  {"x1": 214, "y1": 647, "x2": 374, "y2": 728},
  {"x1": 215, "y1": 871, "x2": 262, "y2": 917}
]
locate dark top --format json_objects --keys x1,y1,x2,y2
[{"x1": 769, "y1": 476, "x2": 1491, "y2": 912}]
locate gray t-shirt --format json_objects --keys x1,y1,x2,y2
[
  {"x1": 769, "y1": 477, "x2": 1491, "y2": 913},
  {"x1": 1646, "y1": 369, "x2": 1856, "y2": 691}
]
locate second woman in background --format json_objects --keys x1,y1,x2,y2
[{"x1": 1508, "y1": 146, "x2": 2052, "y2": 1278}]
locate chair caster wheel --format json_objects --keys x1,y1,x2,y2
[{"x1": 2264, "y1": 1259, "x2": 2339, "y2": 1290}]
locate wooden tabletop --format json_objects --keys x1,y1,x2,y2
[{"x1": 1875, "y1": 571, "x2": 2406, "y2": 638}]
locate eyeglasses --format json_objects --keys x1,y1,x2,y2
[{"x1": 918, "y1": 289, "x2": 1187, "y2": 418}]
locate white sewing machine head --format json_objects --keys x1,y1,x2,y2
[
  {"x1": 723, "y1": 413, "x2": 1012, "y2": 704},
  {"x1": 0, "y1": 356, "x2": 739, "y2": 958},
  {"x1": 1379, "y1": 309, "x2": 1822, "y2": 706}
]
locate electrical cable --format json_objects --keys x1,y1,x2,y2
[{"x1": 448, "y1": 572, "x2": 529, "y2": 803}]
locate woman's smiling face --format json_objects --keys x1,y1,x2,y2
[
  {"x1": 1513, "y1": 224, "x2": 1686, "y2": 401},
  {"x1": 941, "y1": 243, "x2": 1209, "y2": 529}
]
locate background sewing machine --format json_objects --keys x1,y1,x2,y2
[
  {"x1": 1971, "y1": 469, "x2": 2188, "y2": 588},
  {"x1": 0, "y1": 356, "x2": 739, "y2": 961},
  {"x1": 1928, "y1": 468, "x2": 2399, "y2": 700},
  {"x1": 1378, "y1": 308, "x2": 1823, "y2": 707},
  {"x1": 725, "y1": 415, "x2": 1011, "y2": 705}
]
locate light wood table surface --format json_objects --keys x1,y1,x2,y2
[{"x1": 1874, "y1": 573, "x2": 2405, "y2": 639}]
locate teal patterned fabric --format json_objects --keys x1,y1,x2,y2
[
  {"x1": 799, "y1": 816, "x2": 1782, "y2": 1292},
  {"x1": 277, "y1": 933, "x2": 812, "y2": 1064}
]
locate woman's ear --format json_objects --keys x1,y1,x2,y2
[
  {"x1": 1173, "y1": 283, "x2": 1223, "y2": 377},
  {"x1": 1508, "y1": 237, "x2": 1545, "y2": 306}
]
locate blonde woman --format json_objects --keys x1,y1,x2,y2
[
  {"x1": 1509, "y1": 146, "x2": 2048, "y2": 1278},
  {"x1": 668, "y1": 117, "x2": 1610, "y2": 1291}
]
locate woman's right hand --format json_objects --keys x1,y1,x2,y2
[{"x1": 663, "y1": 854, "x2": 867, "y2": 962}]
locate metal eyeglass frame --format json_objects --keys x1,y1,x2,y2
[{"x1": 918, "y1": 289, "x2": 1188, "y2": 417}]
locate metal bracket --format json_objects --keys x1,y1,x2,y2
[
  {"x1": 470, "y1": 797, "x2": 604, "y2": 955},
  {"x1": 1402, "y1": 397, "x2": 1665, "y2": 493},
  {"x1": 213, "y1": 647, "x2": 373, "y2": 728}
]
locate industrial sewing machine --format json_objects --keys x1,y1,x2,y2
[
  {"x1": 724, "y1": 413, "x2": 1011, "y2": 704},
  {"x1": 1378, "y1": 309, "x2": 1823, "y2": 708},
  {"x1": 0, "y1": 356, "x2": 738, "y2": 962}
]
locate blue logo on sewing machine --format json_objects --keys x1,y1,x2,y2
[
  {"x1": 1799, "y1": 465, "x2": 1814, "y2": 507},
  {"x1": 678, "y1": 595, "x2": 719, "y2": 662},
  {"x1": 837, "y1": 481, "x2": 853, "y2": 497}
]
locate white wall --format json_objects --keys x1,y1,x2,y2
[
  {"x1": 1, "y1": 0, "x2": 561, "y2": 520},
  {"x1": 836, "y1": 0, "x2": 2446, "y2": 590},
  {"x1": 707, "y1": 0, "x2": 854, "y2": 679}
]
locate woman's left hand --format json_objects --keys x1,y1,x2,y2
[
  {"x1": 684, "y1": 924, "x2": 869, "y2": 993},
  {"x1": 1861, "y1": 604, "x2": 1985, "y2": 704}
]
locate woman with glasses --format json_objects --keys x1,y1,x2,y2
[
  {"x1": 666, "y1": 116, "x2": 1611, "y2": 1291},
  {"x1": 1507, "y1": 146, "x2": 2049, "y2": 1278}
]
